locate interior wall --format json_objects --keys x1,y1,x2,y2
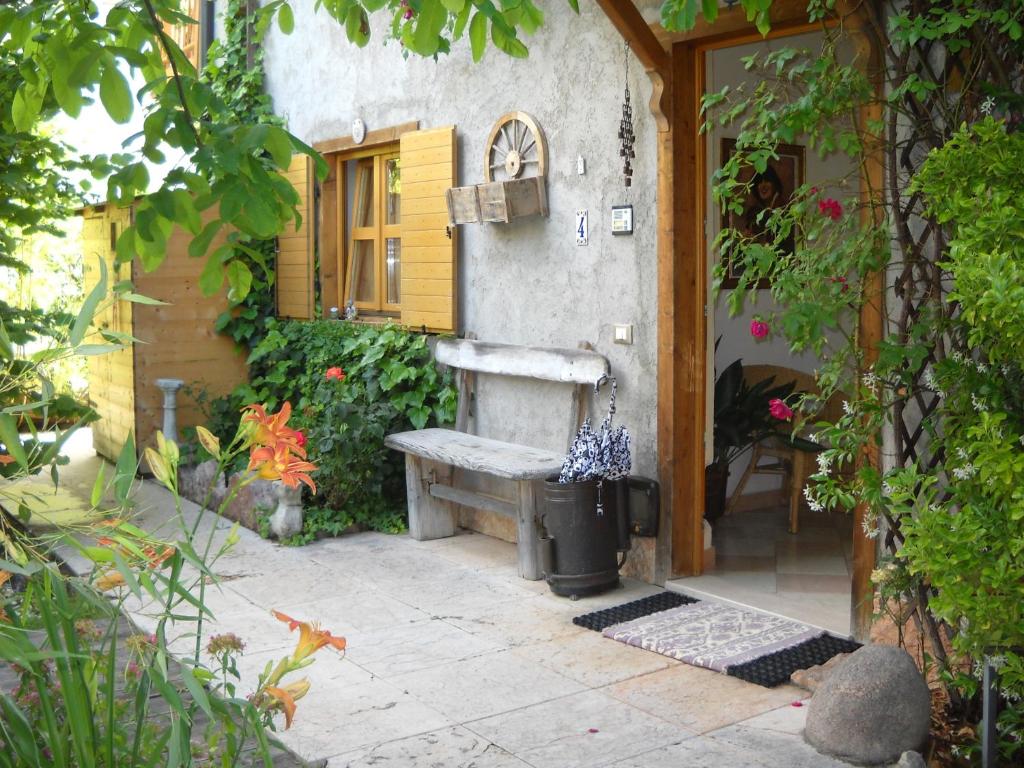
[{"x1": 706, "y1": 31, "x2": 858, "y2": 496}]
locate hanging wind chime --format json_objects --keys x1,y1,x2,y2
[{"x1": 618, "y1": 43, "x2": 636, "y2": 187}]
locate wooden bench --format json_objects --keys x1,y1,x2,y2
[{"x1": 385, "y1": 338, "x2": 610, "y2": 580}]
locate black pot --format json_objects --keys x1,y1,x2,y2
[
  {"x1": 704, "y1": 462, "x2": 730, "y2": 522},
  {"x1": 541, "y1": 476, "x2": 621, "y2": 599}
]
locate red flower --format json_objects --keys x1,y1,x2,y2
[
  {"x1": 769, "y1": 398, "x2": 794, "y2": 421},
  {"x1": 295, "y1": 430, "x2": 307, "y2": 448},
  {"x1": 831, "y1": 276, "x2": 850, "y2": 293},
  {"x1": 325, "y1": 367, "x2": 346, "y2": 382},
  {"x1": 818, "y1": 198, "x2": 843, "y2": 221},
  {"x1": 749, "y1": 319, "x2": 770, "y2": 339}
]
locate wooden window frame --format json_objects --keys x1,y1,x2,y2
[
  {"x1": 343, "y1": 149, "x2": 402, "y2": 315},
  {"x1": 314, "y1": 121, "x2": 419, "y2": 321}
]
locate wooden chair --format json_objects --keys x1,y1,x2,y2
[{"x1": 725, "y1": 364, "x2": 844, "y2": 534}]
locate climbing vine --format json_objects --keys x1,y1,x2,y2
[{"x1": 204, "y1": 0, "x2": 282, "y2": 349}]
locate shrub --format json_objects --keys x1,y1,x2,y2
[{"x1": 205, "y1": 320, "x2": 456, "y2": 537}]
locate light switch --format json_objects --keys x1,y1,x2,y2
[{"x1": 613, "y1": 324, "x2": 634, "y2": 345}]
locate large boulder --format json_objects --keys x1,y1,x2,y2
[{"x1": 805, "y1": 644, "x2": 931, "y2": 765}]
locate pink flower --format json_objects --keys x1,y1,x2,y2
[
  {"x1": 769, "y1": 398, "x2": 793, "y2": 421},
  {"x1": 295, "y1": 430, "x2": 307, "y2": 449},
  {"x1": 818, "y1": 198, "x2": 843, "y2": 221},
  {"x1": 749, "y1": 319, "x2": 770, "y2": 339},
  {"x1": 125, "y1": 661, "x2": 140, "y2": 679},
  {"x1": 831, "y1": 276, "x2": 850, "y2": 293},
  {"x1": 325, "y1": 367, "x2": 346, "y2": 382}
]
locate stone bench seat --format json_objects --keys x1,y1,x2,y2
[
  {"x1": 384, "y1": 429, "x2": 564, "y2": 481},
  {"x1": 385, "y1": 338, "x2": 610, "y2": 581}
]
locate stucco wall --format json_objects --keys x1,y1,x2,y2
[{"x1": 262, "y1": 3, "x2": 660, "y2": 477}]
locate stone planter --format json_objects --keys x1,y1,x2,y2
[{"x1": 268, "y1": 482, "x2": 304, "y2": 539}]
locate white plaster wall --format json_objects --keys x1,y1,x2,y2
[
  {"x1": 706, "y1": 32, "x2": 858, "y2": 494},
  {"x1": 260, "y1": 2, "x2": 660, "y2": 476}
]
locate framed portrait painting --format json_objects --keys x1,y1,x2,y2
[{"x1": 719, "y1": 138, "x2": 805, "y2": 289}]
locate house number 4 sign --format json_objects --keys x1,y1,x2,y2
[{"x1": 576, "y1": 209, "x2": 589, "y2": 246}]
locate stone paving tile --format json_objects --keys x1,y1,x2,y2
[
  {"x1": 466, "y1": 689, "x2": 694, "y2": 768},
  {"x1": 390, "y1": 648, "x2": 586, "y2": 722},
  {"x1": 705, "y1": 719, "x2": 853, "y2": 767},
  {"x1": 602, "y1": 663, "x2": 808, "y2": 734},
  {"x1": 257, "y1": 588, "x2": 434, "y2": 635},
  {"x1": 442, "y1": 594, "x2": 588, "y2": 648},
  {"x1": 605, "y1": 735, "x2": 777, "y2": 767},
  {"x1": 377, "y1": 568, "x2": 540, "y2": 617},
  {"x1": 273, "y1": 673, "x2": 454, "y2": 761},
  {"x1": 510, "y1": 627, "x2": 679, "y2": 689},
  {"x1": 328, "y1": 726, "x2": 534, "y2": 768},
  {"x1": 342, "y1": 616, "x2": 508, "y2": 678},
  {"x1": 427, "y1": 530, "x2": 520, "y2": 570}
]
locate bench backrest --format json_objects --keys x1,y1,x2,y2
[{"x1": 436, "y1": 338, "x2": 609, "y2": 446}]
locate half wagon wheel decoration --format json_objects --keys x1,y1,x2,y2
[{"x1": 483, "y1": 112, "x2": 548, "y2": 183}]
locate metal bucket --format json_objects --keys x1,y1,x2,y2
[{"x1": 541, "y1": 476, "x2": 620, "y2": 599}]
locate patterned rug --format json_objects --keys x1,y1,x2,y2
[{"x1": 603, "y1": 600, "x2": 824, "y2": 674}]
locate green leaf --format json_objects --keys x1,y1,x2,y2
[
  {"x1": 12, "y1": 81, "x2": 45, "y2": 132},
  {"x1": 226, "y1": 260, "x2": 253, "y2": 302},
  {"x1": 264, "y1": 126, "x2": 294, "y2": 170},
  {"x1": 90, "y1": 463, "x2": 105, "y2": 507},
  {"x1": 278, "y1": 2, "x2": 295, "y2": 33},
  {"x1": 70, "y1": 257, "x2": 107, "y2": 347},
  {"x1": 441, "y1": 0, "x2": 465, "y2": 11},
  {"x1": 345, "y1": 6, "x2": 370, "y2": 47},
  {"x1": 412, "y1": 0, "x2": 447, "y2": 55},
  {"x1": 189, "y1": 219, "x2": 223, "y2": 258},
  {"x1": 702, "y1": 0, "x2": 718, "y2": 24},
  {"x1": 100, "y1": 63, "x2": 133, "y2": 124},
  {"x1": 469, "y1": 12, "x2": 487, "y2": 62},
  {"x1": 0, "y1": 414, "x2": 27, "y2": 468},
  {"x1": 490, "y1": 23, "x2": 528, "y2": 58}
]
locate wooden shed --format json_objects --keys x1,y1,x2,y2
[{"x1": 80, "y1": 204, "x2": 247, "y2": 461}]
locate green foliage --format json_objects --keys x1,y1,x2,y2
[
  {"x1": 208, "y1": 320, "x2": 456, "y2": 536},
  {"x1": 205, "y1": 0, "x2": 283, "y2": 350},
  {"x1": 698, "y1": 0, "x2": 1024, "y2": 759}
]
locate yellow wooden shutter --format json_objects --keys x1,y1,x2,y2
[
  {"x1": 399, "y1": 126, "x2": 457, "y2": 333},
  {"x1": 276, "y1": 153, "x2": 315, "y2": 320}
]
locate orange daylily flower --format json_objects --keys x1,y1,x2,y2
[
  {"x1": 242, "y1": 403, "x2": 306, "y2": 456},
  {"x1": 248, "y1": 444, "x2": 317, "y2": 493},
  {"x1": 264, "y1": 678, "x2": 310, "y2": 729},
  {"x1": 272, "y1": 610, "x2": 347, "y2": 661},
  {"x1": 95, "y1": 570, "x2": 126, "y2": 591},
  {"x1": 0, "y1": 455, "x2": 14, "y2": 465}
]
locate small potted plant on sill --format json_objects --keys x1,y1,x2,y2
[{"x1": 706, "y1": 358, "x2": 797, "y2": 521}]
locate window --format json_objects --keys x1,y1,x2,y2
[
  {"x1": 275, "y1": 124, "x2": 458, "y2": 333},
  {"x1": 345, "y1": 151, "x2": 403, "y2": 314},
  {"x1": 160, "y1": 0, "x2": 208, "y2": 75}
]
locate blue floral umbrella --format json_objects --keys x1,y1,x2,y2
[{"x1": 559, "y1": 377, "x2": 632, "y2": 514}]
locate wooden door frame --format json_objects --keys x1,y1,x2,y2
[{"x1": 597, "y1": 1, "x2": 882, "y2": 639}]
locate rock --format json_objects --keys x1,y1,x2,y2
[
  {"x1": 178, "y1": 460, "x2": 226, "y2": 507},
  {"x1": 220, "y1": 475, "x2": 277, "y2": 530},
  {"x1": 805, "y1": 644, "x2": 931, "y2": 766},
  {"x1": 791, "y1": 652, "x2": 851, "y2": 692},
  {"x1": 895, "y1": 751, "x2": 927, "y2": 768},
  {"x1": 268, "y1": 482, "x2": 304, "y2": 539}
]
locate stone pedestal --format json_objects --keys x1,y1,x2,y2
[
  {"x1": 269, "y1": 482, "x2": 304, "y2": 539},
  {"x1": 155, "y1": 378, "x2": 185, "y2": 443}
]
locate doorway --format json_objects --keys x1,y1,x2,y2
[{"x1": 666, "y1": 29, "x2": 863, "y2": 638}]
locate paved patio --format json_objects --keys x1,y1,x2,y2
[{"x1": 49, "y1": 435, "x2": 859, "y2": 767}]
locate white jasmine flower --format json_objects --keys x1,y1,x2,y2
[
  {"x1": 971, "y1": 393, "x2": 988, "y2": 412},
  {"x1": 842, "y1": 400, "x2": 853, "y2": 416},
  {"x1": 956, "y1": 447, "x2": 969, "y2": 460},
  {"x1": 817, "y1": 453, "x2": 831, "y2": 473},
  {"x1": 952, "y1": 464, "x2": 976, "y2": 480},
  {"x1": 803, "y1": 485, "x2": 824, "y2": 513},
  {"x1": 951, "y1": 351, "x2": 964, "y2": 363},
  {"x1": 862, "y1": 371, "x2": 878, "y2": 394},
  {"x1": 981, "y1": 96, "x2": 996, "y2": 114},
  {"x1": 976, "y1": 361, "x2": 988, "y2": 373}
]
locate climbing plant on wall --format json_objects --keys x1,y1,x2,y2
[
  {"x1": 672, "y1": 0, "x2": 1024, "y2": 760},
  {"x1": 204, "y1": 0, "x2": 283, "y2": 348}
]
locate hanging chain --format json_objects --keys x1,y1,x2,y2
[{"x1": 618, "y1": 42, "x2": 636, "y2": 188}]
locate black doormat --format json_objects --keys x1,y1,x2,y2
[
  {"x1": 573, "y1": 591, "x2": 700, "y2": 632},
  {"x1": 726, "y1": 633, "x2": 862, "y2": 688}
]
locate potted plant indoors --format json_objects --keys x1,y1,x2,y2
[{"x1": 706, "y1": 358, "x2": 796, "y2": 521}]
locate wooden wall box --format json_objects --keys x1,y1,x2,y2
[{"x1": 446, "y1": 176, "x2": 549, "y2": 226}]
